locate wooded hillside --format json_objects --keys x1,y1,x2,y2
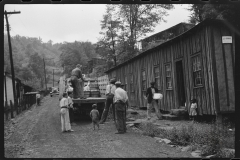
[{"x1": 4, "y1": 34, "x2": 98, "y2": 90}]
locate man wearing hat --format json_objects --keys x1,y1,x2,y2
[
  {"x1": 120, "y1": 84, "x2": 129, "y2": 122},
  {"x1": 114, "y1": 81, "x2": 128, "y2": 134},
  {"x1": 145, "y1": 81, "x2": 162, "y2": 120},
  {"x1": 70, "y1": 64, "x2": 85, "y2": 99},
  {"x1": 99, "y1": 78, "x2": 116, "y2": 124}
]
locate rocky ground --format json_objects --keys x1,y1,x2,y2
[{"x1": 4, "y1": 95, "x2": 195, "y2": 158}]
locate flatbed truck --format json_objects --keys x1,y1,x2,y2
[{"x1": 59, "y1": 76, "x2": 106, "y2": 119}]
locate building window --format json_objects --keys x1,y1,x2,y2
[
  {"x1": 142, "y1": 70, "x2": 147, "y2": 91},
  {"x1": 165, "y1": 64, "x2": 172, "y2": 89},
  {"x1": 130, "y1": 74, "x2": 134, "y2": 92},
  {"x1": 192, "y1": 55, "x2": 203, "y2": 87},
  {"x1": 125, "y1": 76, "x2": 127, "y2": 91},
  {"x1": 154, "y1": 66, "x2": 160, "y2": 89}
]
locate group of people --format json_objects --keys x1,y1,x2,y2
[
  {"x1": 99, "y1": 78, "x2": 129, "y2": 134},
  {"x1": 60, "y1": 63, "x2": 198, "y2": 133}
]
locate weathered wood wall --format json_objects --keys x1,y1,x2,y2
[
  {"x1": 211, "y1": 24, "x2": 235, "y2": 113},
  {"x1": 107, "y1": 20, "x2": 235, "y2": 115}
]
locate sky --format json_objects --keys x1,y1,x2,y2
[{"x1": 4, "y1": 4, "x2": 191, "y2": 44}]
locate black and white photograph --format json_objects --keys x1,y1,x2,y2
[{"x1": 3, "y1": 1, "x2": 238, "y2": 158}]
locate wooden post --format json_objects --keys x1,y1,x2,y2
[
  {"x1": 10, "y1": 100, "x2": 14, "y2": 118},
  {"x1": 43, "y1": 58, "x2": 47, "y2": 91},
  {"x1": 27, "y1": 96, "x2": 29, "y2": 109},
  {"x1": 23, "y1": 95, "x2": 26, "y2": 110},
  {"x1": 53, "y1": 69, "x2": 55, "y2": 87},
  {"x1": 5, "y1": 11, "x2": 20, "y2": 116},
  {"x1": 5, "y1": 101, "x2": 9, "y2": 121},
  {"x1": 4, "y1": 72, "x2": 8, "y2": 103}
]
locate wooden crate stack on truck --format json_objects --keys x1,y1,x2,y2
[{"x1": 59, "y1": 76, "x2": 106, "y2": 119}]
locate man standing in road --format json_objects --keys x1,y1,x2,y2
[
  {"x1": 145, "y1": 82, "x2": 162, "y2": 120},
  {"x1": 36, "y1": 91, "x2": 41, "y2": 106},
  {"x1": 99, "y1": 78, "x2": 116, "y2": 124},
  {"x1": 70, "y1": 64, "x2": 85, "y2": 99},
  {"x1": 114, "y1": 81, "x2": 128, "y2": 134},
  {"x1": 67, "y1": 91, "x2": 74, "y2": 125},
  {"x1": 120, "y1": 84, "x2": 129, "y2": 123}
]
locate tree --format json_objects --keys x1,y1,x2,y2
[
  {"x1": 188, "y1": 4, "x2": 205, "y2": 24},
  {"x1": 59, "y1": 41, "x2": 93, "y2": 76},
  {"x1": 28, "y1": 52, "x2": 44, "y2": 79},
  {"x1": 116, "y1": 4, "x2": 173, "y2": 55},
  {"x1": 4, "y1": 34, "x2": 62, "y2": 88},
  {"x1": 188, "y1": 4, "x2": 240, "y2": 30},
  {"x1": 96, "y1": 5, "x2": 121, "y2": 66},
  {"x1": 23, "y1": 77, "x2": 42, "y2": 91},
  {"x1": 18, "y1": 67, "x2": 34, "y2": 81},
  {"x1": 97, "y1": 4, "x2": 174, "y2": 65}
]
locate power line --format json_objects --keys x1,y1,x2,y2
[{"x1": 19, "y1": 16, "x2": 29, "y2": 32}]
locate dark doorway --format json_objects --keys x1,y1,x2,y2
[{"x1": 176, "y1": 60, "x2": 186, "y2": 106}]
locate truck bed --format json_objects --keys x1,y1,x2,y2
[{"x1": 72, "y1": 97, "x2": 106, "y2": 104}]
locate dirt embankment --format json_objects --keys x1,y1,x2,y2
[{"x1": 4, "y1": 96, "x2": 192, "y2": 158}]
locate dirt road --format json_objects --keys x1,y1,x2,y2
[{"x1": 4, "y1": 96, "x2": 192, "y2": 158}]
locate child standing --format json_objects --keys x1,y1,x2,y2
[
  {"x1": 189, "y1": 98, "x2": 197, "y2": 121},
  {"x1": 90, "y1": 104, "x2": 100, "y2": 130}
]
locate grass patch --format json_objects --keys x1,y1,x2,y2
[
  {"x1": 138, "y1": 122, "x2": 161, "y2": 137},
  {"x1": 137, "y1": 121, "x2": 235, "y2": 158}
]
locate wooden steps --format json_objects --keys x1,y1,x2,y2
[
  {"x1": 162, "y1": 108, "x2": 189, "y2": 121},
  {"x1": 162, "y1": 114, "x2": 186, "y2": 121}
]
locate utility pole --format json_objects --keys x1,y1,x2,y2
[
  {"x1": 43, "y1": 58, "x2": 47, "y2": 91},
  {"x1": 4, "y1": 10, "x2": 20, "y2": 109},
  {"x1": 53, "y1": 69, "x2": 55, "y2": 87},
  {"x1": 4, "y1": 72, "x2": 8, "y2": 103}
]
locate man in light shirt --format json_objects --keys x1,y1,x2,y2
[
  {"x1": 99, "y1": 78, "x2": 116, "y2": 124},
  {"x1": 36, "y1": 91, "x2": 41, "y2": 106},
  {"x1": 60, "y1": 92, "x2": 73, "y2": 132},
  {"x1": 67, "y1": 91, "x2": 74, "y2": 125},
  {"x1": 120, "y1": 84, "x2": 129, "y2": 121},
  {"x1": 114, "y1": 81, "x2": 128, "y2": 134}
]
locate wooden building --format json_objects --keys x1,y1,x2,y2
[
  {"x1": 140, "y1": 22, "x2": 194, "y2": 51},
  {"x1": 105, "y1": 19, "x2": 235, "y2": 116},
  {"x1": 4, "y1": 72, "x2": 33, "y2": 105}
]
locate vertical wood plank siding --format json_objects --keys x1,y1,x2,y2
[
  {"x1": 171, "y1": 43, "x2": 177, "y2": 110},
  {"x1": 220, "y1": 27, "x2": 235, "y2": 111},
  {"x1": 206, "y1": 26, "x2": 217, "y2": 114},
  {"x1": 212, "y1": 26, "x2": 228, "y2": 112},
  {"x1": 106, "y1": 20, "x2": 235, "y2": 115},
  {"x1": 182, "y1": 38, "x2": 190, "y2": 111},
  {"x1": 200, "y1": 28, "x2": 212, "y2": 115}
]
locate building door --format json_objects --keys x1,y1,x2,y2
[{"x1": 176, "y1": 60, "x2": 186, "y2": 106}]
